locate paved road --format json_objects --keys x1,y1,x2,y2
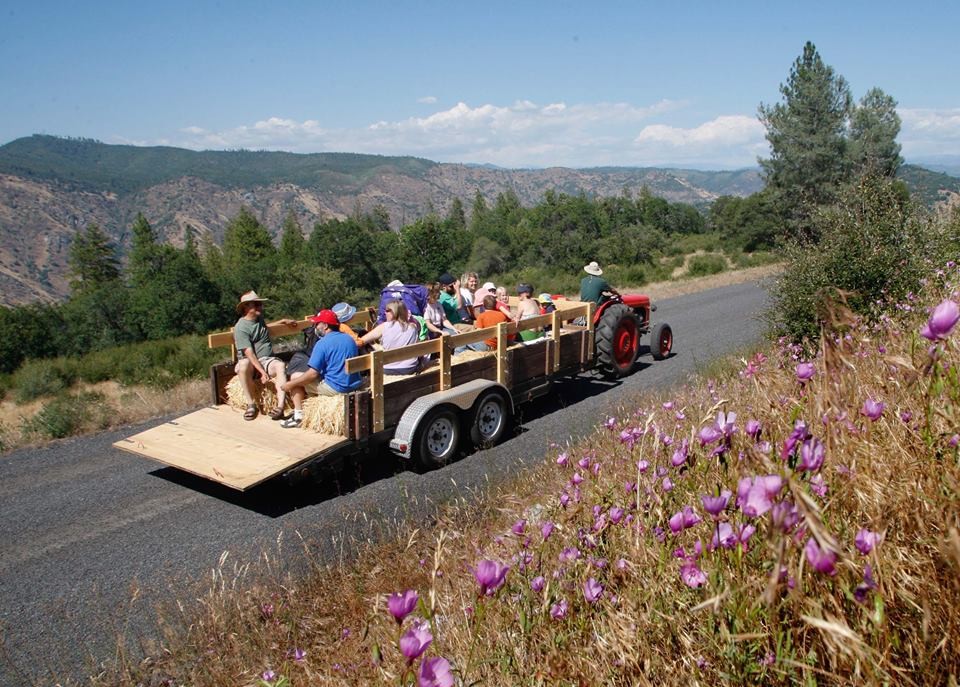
[{"x1": 0, "y1": 280, "x2": 769, "y2": 685}]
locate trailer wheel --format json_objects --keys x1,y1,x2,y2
[
  {"x1": 651, "y1": 322, "x2": 673, "y2": 360},
  {"x1": 415, "y1": 406, "x2": 461, "y2": 469},
  {"x1": 595, "y1": 304, "x2": 640, "y2": 378},
  {"x1": 469, "y1": 389, "x2": 510, "y2": 448}
]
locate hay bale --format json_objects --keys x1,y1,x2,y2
[
  {"x1": 301, "y1": 395, "x2": 346, "y2": 435},
  {"x1": 225, "y1": 376, "x2": 284, "y2": 412}
]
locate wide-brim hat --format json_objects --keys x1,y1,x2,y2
[
  {"x1": 309, "y1": 309, "x2": 340, "y2": 326},
  {"x1": 331, "y1": 302, "x2": 357, "y2": 323},
  {"x1": 583, "y1": 261, "x2": 603, "y2": 276},
  {"x1": 236, "y1": 290, "x2": 269, "y2": 314},
  {"x1": 538, "y1": 293, "x2": 554, "y2": 304}
]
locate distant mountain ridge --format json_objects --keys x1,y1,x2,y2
[{"x1": 0, "y1": 135, "x2": 955, "y2": 305}]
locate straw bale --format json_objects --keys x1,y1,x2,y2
[
  {"x1": 301, "y1": 395, "x2": 346, "y2": 435},
  {"x1": 225, "y1": 376, "x2": 285, "y2": 411}
]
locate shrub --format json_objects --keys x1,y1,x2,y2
[
  {"x1": 22, "y1": 391, "x2": 112, "y2": 439},
  {"x1": 768, "y1": 177, "x2": 960, "y2": 342},
  {"x1": 686, "y1": 253, "x2": 728, "y2": 278},
  {"x1": 12, "y1": 359, "x2": 77, "y2": 404},
  {"x1": 727, "y1": 250, "x2": 779, "y2": 269}
]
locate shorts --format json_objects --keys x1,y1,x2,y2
[
  {"x1": 236, "y1": 355, "x2": 283, "y2": 377},
  {"x1": 304, "y1": 379, "x2": 340, "y2": 396}
]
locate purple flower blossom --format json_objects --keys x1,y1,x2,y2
[
  {"x1": 737, "y1": 475, "x2": 783, "y2": 517},
  {"x1": 473, "y1": 560, "x2": 509, "y2": 596},
  {"x1": 616, "y1": 558, "x2": 628, "y2": 571},
  {"x1": 637, "y1": 459, "x2": 649, "y2": 473},
  {"x1": 795, "y1": 362, "x2": 815, "y2": 382},
  {"x1": 745, "y1": 419, "x2": 761, "y2": 440},
  {"x1": 771, "y1": 500, "x2": 800, "y2": 532},
  {"x1": 531, "y1": 576, "x2": 546, "y2": 592},
  {"x1": 571, "y1": 472, "x2": 584, "y2": 485},
  {"x1": 797, "y1": 436, "x2": 825, "y2": 472},
  {"x1": 711, "y1": 522, "x2": 736, "y2": 550},
  {"x1": 661, "y1": 477, "x2": 674, "y2": 492},
  {"x1": 701, "y1": 490, "x2": 732, "y2": 517},
  {"x1": 698, "y1": 425, "x2": 723, "y2": 446},
  {"x1": 855, "y1": 529, "x2": 880, "y2": 555},
  {"x1": 804, "y1": 538, "x2": 837, "y2": 576},
  {"x1": 609, "y1": 506, "x2": 625, "y2": 524},
  {"x1": 559, "y1": 493, "x2": 570, "y2": 508},
  {"x1": 556, "y1": 452, "x2": 568, "y2": 466},
  {"x1": 854, "y1": 564, "x2": 878, "y2": 604},
  {"x1": 716, "y1": 410, "x2": 737, "y2": 438},
  {"x1": 418, "y1": 656, "x2": 454, "y2": 687},
  {"x1": 671, "y1": 438, "x2": 690, "y2": 467},
  {"x1": 921, "y1": 299, "x2": 960, "y2": 341},
  {"x1": 550, "y1": 599, "x2": 568, "y2": 619},
  {"x1": 399, "y1": 621, "x2": 433, "y2": 663},
  {"x1": 738, "y1": 524, "x2": 756, "y2": 550},
  {"x1": 781, "y1": 420, "x2": 811, "y2": 461},
  {"x1": 559, "y1": 546, "x2": 580, "y2": 563},
  {"x1": 861, "y1": 399, "x2": 885, "y2": 421},
  {"x1": 512, "y1": 519, "x2": 526, "y2": 535},
  {"x1": 262, "y1": 669, "x2": 277, "y2": 682},
  {"x1": 669, "y1": 506, "x2": 702, "y2": 534},
  {"x1": 604, "y1": 416, "x2": 616, "y2": 429},
  {"x1": 541, "y1": 521, "x2": 555, "y2": 540},
  {"x1": 809, "y1": 473, "x2": 828, "y2": 497},
  {"x1": 680, "y1": 562, "x2": 707, "y2": 588},
  {"x1": 387, "y1": 589, "x2": 419, "y2": 624},
  {"x1": 584, "y1": 577, "x2": 603, "y2": 604},
  {"x1": 289, "y1": 648, "x2": 306, "y2": 661},
  {"x1": 577, "y1": 456, "x2": 591, "y2": 470}
]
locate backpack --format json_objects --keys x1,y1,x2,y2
[{"x1": 377, "y1": 284, "x2": 429, "y2": 323}]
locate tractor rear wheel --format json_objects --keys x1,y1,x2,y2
[{"x1": 595, "y1": 304, "x2": 640, "y2": 378}]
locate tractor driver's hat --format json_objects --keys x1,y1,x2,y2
[
  {"x1": 583, "y1": 261, "x2": 603, "y2": 276},
  {"x1": 236, "y1": 290, "x2": 269, "y2": 314},
  {"x1": 309, "y1": 309, "x2": 340, "y2": 327},
  {"x1": 331, "y1": 302, "x2": 357, "y2": 323}
]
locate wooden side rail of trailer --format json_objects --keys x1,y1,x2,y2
[{"x1": 114, "y1": 301, "x2": 596, "y2": 490}]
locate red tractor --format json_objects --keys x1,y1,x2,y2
[{"x1": 593, "y1": 294, "x2": 673, "y2": 378}]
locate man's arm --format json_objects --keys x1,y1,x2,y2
[
  {"x1": 243, "y1": 346, "x2": 270, "y2": 383},
  {"x1": 267, "y1": 318, "x2": 298, "y2": 328},
  {"x1": 282, "y1": 367, "x2": 318, "y2": 392}
]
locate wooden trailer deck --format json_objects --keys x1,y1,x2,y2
[{"x1": 115, "y1": 299, "x2": 596, "y2": 490}]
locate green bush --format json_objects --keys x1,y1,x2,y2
[
  {"x1": 767, "y1": 177, "x2": 960, "y2": 342},
  {"x1": 728, "y1": 250, "x2": 780, "y2": 269},
  {"x1": 22, "y1": 391, "x2": 112, "y2": 439},
  {"x1": 12, "y1": 360, "x2": 77, "y2": 404},
  {"x1": 605, "y1": 264, "x2": 647, "y2": 288},
  {"x1": 686, "y1": 253, "x2": 728, "y2": 278}
]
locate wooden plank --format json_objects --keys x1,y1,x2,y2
[
  {"x1": 381, "y1": 338, "x2": 440, "y2": 365},
  {"x1": 113, "y1": 405, "x2": 348, "y2": 491},
  {"x1": 551, "y1": 311, "x2": 562, "y2": 372},
  {"x1": 208, "y1": 318, "x2": 314, "y2": 350},
  {"x1": 496, "y1": 322, "x2": 509, "y2": 386},
  {"x1": 439, "y1": 337, "x2": 452, "y2": 390},
  {"x1": 371, "y1": 349, "x2": 385, "y2": 432}
]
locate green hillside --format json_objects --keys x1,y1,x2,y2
[
  {"x1": 0, "y1": 135, "x2": 438, "y2": 194},
  {"x1": 896, "y1": 163, "x2": 960, "y2": 206}
]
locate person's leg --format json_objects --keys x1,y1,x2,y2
[
  {"x1": 234, "y1": 358, "x2": 259, "y2": 419},
  {"x1": 267, "y1": 358, "x2": 287, "y2": 409}
]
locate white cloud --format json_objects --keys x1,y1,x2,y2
[
  {"x1": 151, "y1": 100, "x2": 776, "y2": 169},
  {"x1": 417, "y1": 96, "x2": 437, "y2": 104},
  {"x1": 898, "y1": 107, "x2": 960, "y2": 158}
]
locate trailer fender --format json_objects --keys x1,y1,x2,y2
[{"x1": 389, "y1": 379, "x2": 513, "y2": 459}]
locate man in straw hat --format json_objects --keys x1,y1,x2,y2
[
  {"x1": 579, "y1": 261, "x2": 619, "y2": 305},
  {"x1": 280, "y1": 308, "x2": 362, "y2": 429},
  {"x1": 234, "y1": 291, "x2": 297, "y2": 421}
]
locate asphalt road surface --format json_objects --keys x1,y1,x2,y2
[{"x1": 0, "y1": 280, "x2": 770, "y2": 685}]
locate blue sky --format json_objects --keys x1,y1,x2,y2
[{"x1": 1, "y1": 0, "x2": 958, "y2": 169}]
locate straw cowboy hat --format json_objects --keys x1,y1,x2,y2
[
  {"x1": 583, "y1": 261, "x2": 603, "y2": 276},
  {"x1": 236, "y1": 290, "x2": 269, "y2": 314}
]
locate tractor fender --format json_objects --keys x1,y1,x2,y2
[{"x1": 388, "y1": 379, "x2": 513, "y2": 459}]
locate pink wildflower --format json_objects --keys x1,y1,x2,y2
[
  {"x1": 680, "y1": 562, "x2": 707, "y2": 588},
  {"x1": 855, "y1": 529, "x2": 880, "y2": 555},
  {"x1": 399, "y1": 621, "x2": 433, "y2": 663},
  {"x1": 584, "y1": 577, "x2": 603, "y2": 604},
  {"x1": 921, "y1": 299, "x2": 960, "y2": 340},
  {"x1": 737, "y1": 475, "x2": 783, "y2": 517},
  {"x1": 418, "y1": 656, "x2": 454, "y2": 687},
  {"x1": 387, "y1": 589, "x2": 419, "y2": 624},
  {"x1": 804, "y1": 538, "x2": 837, "y2": 576}
]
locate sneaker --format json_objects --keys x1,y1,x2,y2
[{"x1": 281, "y1": 416, "x2": 302, "y2": 429}]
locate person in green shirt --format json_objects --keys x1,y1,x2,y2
[
  {"x1": 579, "y1": 261, "x2": 620, "y2": 305},
  {"x1": 233, "y1": 291, "x2": 296, "y2": 421},
  {"x1": 438, "y1": 272, "x2": 474, "y2": 332}
]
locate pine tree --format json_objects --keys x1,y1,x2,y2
[
  {"x1": 278, "y1": 211, "x2": 306, "y2": 266},
  {"x1": 128, "y1": 213, "x2": 160, "y2": 288},
  {"x1": 849, "y1": 88, "x2": 903, "y2": 179},
  {"x1": 68, "y1": 223, "x2": 121, "y2": 293},
  {"x1": 759, "y1": 41, "x2": 852, "y2": 240}
]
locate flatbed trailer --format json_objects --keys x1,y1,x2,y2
[{"x1": 114, "y1": 299, "x2": 598, "y2": 490}]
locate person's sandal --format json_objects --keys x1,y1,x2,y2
[
  {"x1": 281, "y1": 416, "x2": 302, "y2": 429},
  {"x1": 268, "y1": 407, "x2": 286, "y2": 421},
  {"x1": 243, "y1": 404, "x2": 259, "y2": 421}
]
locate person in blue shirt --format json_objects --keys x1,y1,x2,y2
[{"x1": 280, "y1": 309, "x2": 362, "y2": 428}]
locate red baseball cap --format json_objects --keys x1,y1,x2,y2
[{"x1": 309, "y1": 309, "x2": 340, "y2": 326}]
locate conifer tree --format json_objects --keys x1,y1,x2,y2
[
  {"x1": 849, "y1": 88, "x2": 903, "y2": 179},
  {"x1": 68, "y1": 223, "x2": 121, "y2": 293}
]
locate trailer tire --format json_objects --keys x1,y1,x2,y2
[
  {"x1": 469, "y1": 389, "x2": 510, "y2": 449},
  {"x1": 651, "y1": 322, "x2": 673, "y2": 360},
  {"x1": 595, "y1": 304, "x2": 640, "y2": 378},
  {"x1": 415, "y1": 406, "x2": 461, "y2": 470}
]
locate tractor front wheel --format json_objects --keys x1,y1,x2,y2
[
  {"x1": 595, "y1": 304, "x2": 640, "y2": 378},
  {"x1": 651, "y1": 322, "x2": 673, "y2": 360}
]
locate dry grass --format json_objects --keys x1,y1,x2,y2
[{"x1": 86, "y1": 266, "x2": 960, "y2": 686}]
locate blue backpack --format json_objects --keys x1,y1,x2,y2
[{"x1": 377, "y1": 284, "x2": 429, "y2": 323}]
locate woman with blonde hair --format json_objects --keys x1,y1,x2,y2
[{"x1": 360, "y1": 299, "x2": 424, "y2": 375}]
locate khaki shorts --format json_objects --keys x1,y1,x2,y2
[
  {"x1": 235, "y1": 355, "x2": 283, "y2": 377},
  {"x1": 453, "y1": 323, "x2": 475, "y2": 333},
  {"x1": 304, "y1": 379, "x2": 340, "y2": 397}
]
